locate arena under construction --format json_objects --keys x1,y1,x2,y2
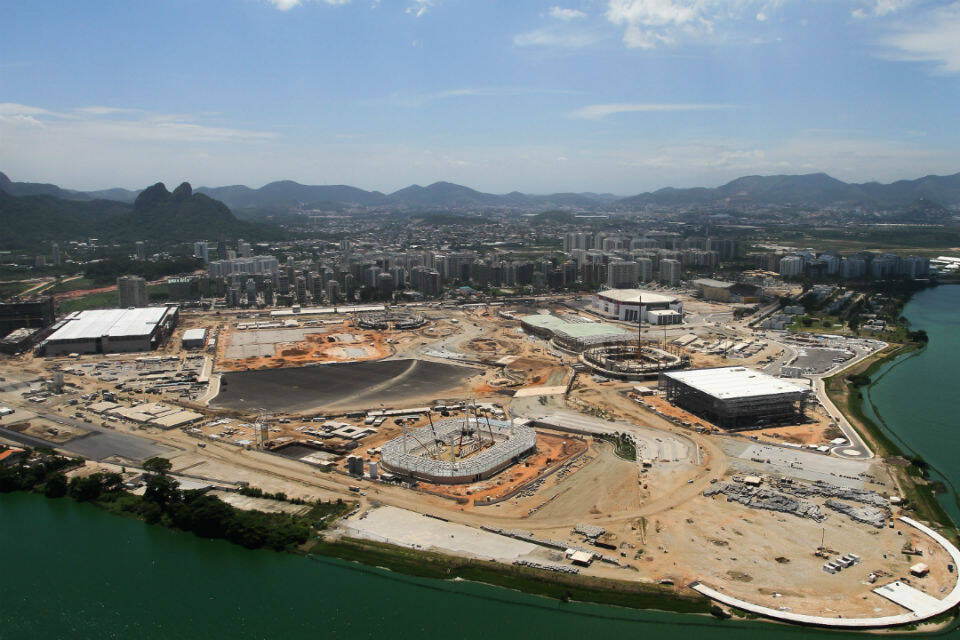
[
  {"x1": 580, "y1": 340, "x2": 689, "y2": 380},
  {"x1": 379, "y1": 414, "x2": 536, "y2": 484},
  {"x1": 519, "y1": 314, "x2": 631, "y2": 352},
  {"x1": 357, "y1": 311, "x2": 426, "y2": 331}
]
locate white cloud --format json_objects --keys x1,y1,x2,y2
[
  {"x1": 386, "y1": 87, "x2": 579, "y2": 108},
  {"x1": 602, "y1": 0, "x2": 793, "y2": 49},
  {"x1": 549, "y1": 6, "x2": 587, "y2": 20},
  {"x1": 74, "y1": 106, "x2": 141, "y2": 116},
  {"x1": 0, "y1": 103, "x2": 276, "y2": 143},
  {"x1": 0, "y1": 103, "x2": 52, "y2": 116},
  {"x1": 513, "y1": 27, "x2": 602, "y2": 48},
  {"x1": 266, "y1": 0, "x2": 351, "y2": 10},
  {"x1": 852, "y1": 0, "x2": 911, "y2": 18},
  {"x1": 569, "y1": 102, "x2": 736, "y2": 120},
  {"x1": 406, "y1": 0, "x2": 437, "y2": 17},
  {"x1": 875, "y1": 2, "x2": 960, "y2": 73},
  {"x1": 605, "y1": 0, "x2": 710, "y2": 48}
]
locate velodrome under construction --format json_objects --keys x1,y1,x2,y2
[{"x1": 380, "y1": 415, "x2": 536, "y2": 484}]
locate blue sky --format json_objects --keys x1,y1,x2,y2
[{"x1": 1, "y1": 0, "x2": 959, "y2": 194}]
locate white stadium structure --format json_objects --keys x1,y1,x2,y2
[
  {"x1": 379, "y1": 417, "x2": 536, "y2": 484},
  {"x1": 592, "y1": 289, "x2": 683, "y2": 325}
]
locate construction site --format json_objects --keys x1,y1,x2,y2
[
  {"x1": 379, "y1": 414, "x2": 536, "y2": 484},
  {"x1": 0, "y1": 293, "x2": 955, "y2": 630}
]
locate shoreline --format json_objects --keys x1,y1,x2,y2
[
  {"x1": 4, "y1": 285, "x2": 960, "y2": 630},
  {"x1": 823, "y1": 288, "x2": 958, "y2": 539},
  {"x1": 6, "y1": 484, "x2": 959, "y2": 634},
  {"x1": 0, "y1": 465, "x2": 714, "y2": 618}
]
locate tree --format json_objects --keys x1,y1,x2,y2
[
  {"x1": 68, "y1": 475, "x2": 103, "y2": 502},
  {"x1": 0, "y1": 467, "x2": 24, "y2": 493},
  {"x1": 99, "y1": 472, "x2": 123, "y2": 493},
  {"x1": 144, "y1": 474, "x2": 180, "y2": 508},
  {"x1": 139, "y1": 500, "x2": 163, "y2": 524},
  {"x1": 44, "y1": 473, "x2": 68, "y2": 498},
  {"x1": 143, "y1": 457, "x2": 172, "y2": 474}
]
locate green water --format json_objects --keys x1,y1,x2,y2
[
  {"x1": 0, "y1": 493, "x2": 820, "y2": 640},
  {"x1": 862, "y1": 285, "x2": 960, "y2": 526},
  {"x1": 4, "y1": 286, "x2": 960, "y2": 638}
]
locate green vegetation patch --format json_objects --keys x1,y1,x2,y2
[
  {"x1": 597, "y1": 433, "x2": 637, "y2": 461},
  {"x1": 57, "y1": 283, "x2": 169, "y2": 314}
]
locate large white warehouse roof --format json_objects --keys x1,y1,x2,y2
[
  {"x1": 47, "y1": 307, "x2": 174, "y2": 342},
  {"x1": 661, "y1": 367, "x2": 808, "y2": 400}
]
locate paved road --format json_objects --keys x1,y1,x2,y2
[{"x1": 809, "y1": 338, "x2": 885, "y2": 460}]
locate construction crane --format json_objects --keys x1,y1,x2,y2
[
  {"x1": 482, "y1": 408, "x2": 497, "y2": 447},
  {"x1": 404, "y1": 423, "x2": 434, "y2": 458},
  {"x1": 426, "y1": 412, "x2": 444, "y2": 458}
]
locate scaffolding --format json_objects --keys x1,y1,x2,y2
[
  {"x1": 380, "y1": 417, "x2": 536, "y2": 483},
  {"x1": 357, "y1": 311, "x2": 426, "y2": 331},
  {"x1": 580, "y1": 340, "x2": 688, "y2": 380}
]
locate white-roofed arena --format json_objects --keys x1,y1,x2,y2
[{"x1": 380, "y1": 417, "x2": 536, "y2": 484}]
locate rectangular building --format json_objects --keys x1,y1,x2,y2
[
  {"x1": 659, "y1": 366, "x2": 809, "y2": 429},
  {"x1": 118, "y1": 275, "x2": 148, "y2": 308},
  {"x1": 606, "y1": 260, "x2": 639, "y2": 288},
  {"x1": 0, "y1": 297, "x2": 55, "y2": 337},
  {"x1": 181, "y1": 328, "x2": 207, "y2": 349},
  {"x1": 693, "y1": 278, "x2": 735, "y2": 302},
  {"x1": 41, "y1": 306, "x2": 179, "y2": 356},
  {"x1": 660, "y1": 259, "x2": 682, "y2": 285}
]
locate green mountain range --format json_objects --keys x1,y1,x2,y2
[
  {"x1": 0, "y1": 180, "x2": 282, "y2": 249},
  {"x1": 3, "y1": 170, "x2": 960, "y2": 220}
]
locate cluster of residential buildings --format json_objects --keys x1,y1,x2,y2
[{"x1": 755, "y1": 250, "x2": 930, "y2": 281}]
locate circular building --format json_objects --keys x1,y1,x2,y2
[
  {"x1": 379, "y1": 417, "x2": 536, "y2": 484},
  {"x1": 357, "y1": 311, "x2": 426, "y2": 330},
  {"x1": 581, "y1": 340, "x2": 688, "y2": 380}
]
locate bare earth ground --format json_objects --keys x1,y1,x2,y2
[{"x1": 1, "y1": 301, "x2": 954, "y2": 624}]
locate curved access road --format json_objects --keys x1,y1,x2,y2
[
  {"x1": 692, "y1": 516, "x2": 960, "y2": 628},
  {"x1": 809, "y1": 340, "x2": 887, "y2": 460}
]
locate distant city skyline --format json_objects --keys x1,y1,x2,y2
[{"x1": 2, "y1": 0, "x2": 959, "y2": 193}]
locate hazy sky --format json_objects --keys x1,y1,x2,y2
[{"x1": 1, "y1": 0, "x2": 959, "y2": 194}]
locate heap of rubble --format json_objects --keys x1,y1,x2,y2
[
  {"x1": 824, "y1": 499, "x2": 888, "y2": 528},
  {"x1": 575, "y1": 524, "x2": 606, "y2": 539},
  {"x1": 704, "y1": 482, "x2": 825, "y2": 522},
  {"x1": 775, "y1": 478, "x2": 889, "y2": 508}
]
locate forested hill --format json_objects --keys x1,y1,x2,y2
[{"x1": 0, "y1": 181, "x2": 284, "y2": 249}]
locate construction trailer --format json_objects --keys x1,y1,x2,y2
[{"x1": 658, "y1": 366, "x2": 810, "y2": 429}]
